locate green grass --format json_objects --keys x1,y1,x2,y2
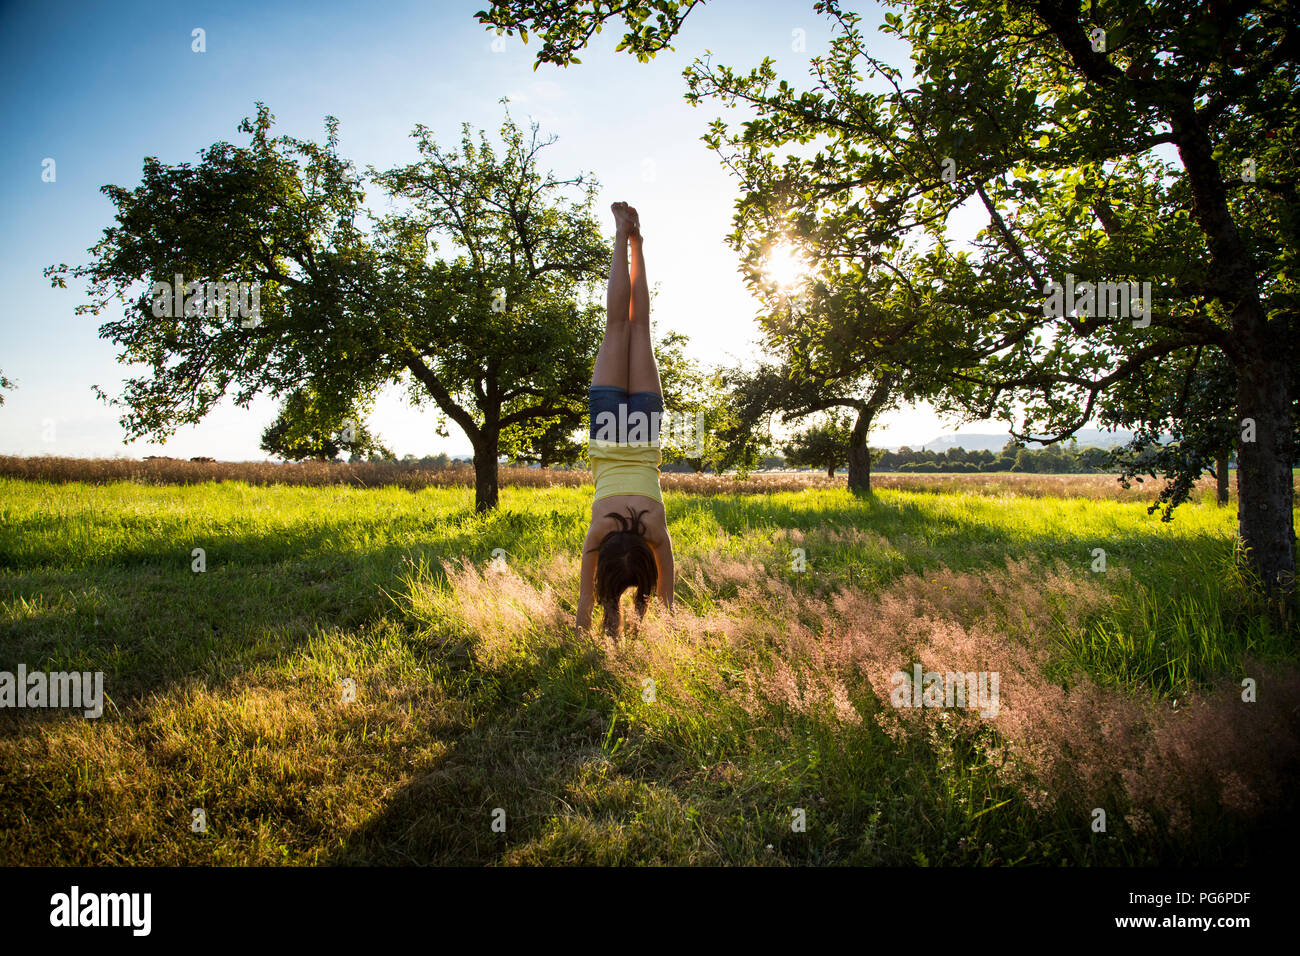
[{"x1": 0, "y1": 476, "x2": 1296, "y2": 866}]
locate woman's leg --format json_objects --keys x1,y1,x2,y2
[
  {"x1": 627, "y1": 227, "x2": 662, "y2": 396},
  {"x1": 591, "y1": 206, "x2": 633, "y2": 388}
]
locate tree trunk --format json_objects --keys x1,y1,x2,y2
[
  {"x1": 847, "y1": 407, "x2": 872, "y2": 494},
  {"x1": 1235, "y1": 350, "x2": 1295, "y2": 618},
  {"x1": 1216, "y1": 446, "x2": 1230, "y2": 506},
  {"x1": 1168, "y1": 105, "x2": 1294, "y2": 617},
  {"x1": 473, "y1": 435, "x2": 500, "y2": 512},
  {"x1": 827, "y1": 464, "x2": 835, "y2": 478}
]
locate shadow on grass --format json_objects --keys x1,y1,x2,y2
[
  {"x1": 325, "y1": 634, "x2": 626, "y2": 865},
  {"x1": 0, "y1": 507, "x2": 529, "y2": 720}
]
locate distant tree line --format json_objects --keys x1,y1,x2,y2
[
  {"x1": 875, "y1": 442, "x2": 1121, "y2": 474},
  {"x1": 413, "y1": 441, "x2": 1144, "y2": 475},
  {"x1": 776, "y1": 415, "x2": 1132, "y2": 476}
]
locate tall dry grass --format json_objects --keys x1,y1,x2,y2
[
  {"x1": 410, "y1": 552, "x2": 1300, "y2": 841},
  {"x1": 0, "y1": 455, "x2": 1243, "y2": 500}
]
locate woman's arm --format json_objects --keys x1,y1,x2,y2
[
  {"x1": 576, "y1": 524, "x2": 599, "y2": 631},
  {"x1": 653, "y1": 533, "x2": 674, "y2": 613}
]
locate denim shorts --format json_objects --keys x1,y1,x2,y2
[{"x1": 588, "y1": 386, "x2": 664, "y2": 441}]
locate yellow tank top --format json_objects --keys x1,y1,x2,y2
[{"x1": 589, "y1": 438, "x2": 663, "y2": 502}]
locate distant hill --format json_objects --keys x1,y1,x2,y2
[{"x1": 887, "y1": 428, "x2": 1136, "y2": 452}]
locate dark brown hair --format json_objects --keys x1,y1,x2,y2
[{"x1": 586, "y1": 506, "x2": 657, "y2": 636}]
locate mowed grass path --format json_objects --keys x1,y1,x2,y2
[{"x1": 1, "y1": 476, "x2": 1295, "y2": 865}]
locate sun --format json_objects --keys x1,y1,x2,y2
[{"x1": 762, "y1": 242, "x2": 810, "y2": 290}]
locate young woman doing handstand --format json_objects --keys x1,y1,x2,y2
[{"x1": 576, "y1": 202, "x2": 674, "y2": 636}]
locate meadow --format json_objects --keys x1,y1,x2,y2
[{"x1": 1, "y1": 464, "x2": 1297, "y2": 865}]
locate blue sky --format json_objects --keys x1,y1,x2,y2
[{"x1": 0, "y1": 0, "x2": 1001, "y2": 460}]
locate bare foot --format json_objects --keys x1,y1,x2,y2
[{"x1": 611, "y1": 201, "x2": 641, "y2": 239}]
